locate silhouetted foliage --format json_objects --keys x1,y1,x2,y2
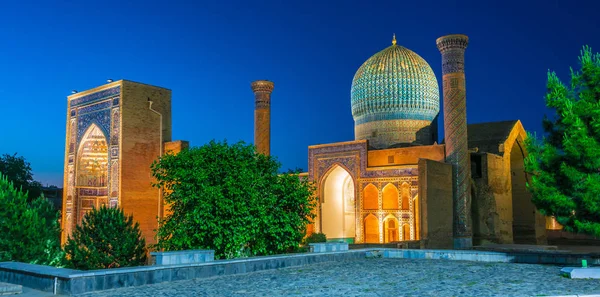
[{"x1": 0, "y1": 153, "x2": 43, "y2": 201}]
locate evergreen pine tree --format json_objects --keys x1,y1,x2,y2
[{"x1": 524, "y1": 46, "x2": 600, "y2": 236}]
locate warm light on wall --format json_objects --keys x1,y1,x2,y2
[{"x1": 546, "y1": 216, "x2": 564, "y2": 230}]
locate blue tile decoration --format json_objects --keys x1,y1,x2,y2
[
  {"x1": 78, "y1": 100, "x2": 112, "y2": 115},
  {"x1": 351, "y1": 45, "x2": 439, "y2": 123},
  {"x1": 77, "y1": 109, "x2": 111, "y2": 144},
  {"x1": 70, "y1": 86, "x2": 120, "y2": 107}
]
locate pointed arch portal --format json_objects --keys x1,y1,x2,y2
[
  {"x1": 76, "y1": 124, "x2": 109, "y2": 222},
  {"x1": 321, "y1": 165, "x2": 356, "y2": 242}
]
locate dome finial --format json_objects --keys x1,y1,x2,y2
[{"x1": 392, "y1": 33, "x2": 397, "y2": 46}]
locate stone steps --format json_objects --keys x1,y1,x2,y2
[{"x1": 0, "y1": 282, "x2": 21, "y2": 295}]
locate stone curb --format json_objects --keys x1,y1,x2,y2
[{"x1": 0, "y1": 281, "x2": 22, "y2": 295}]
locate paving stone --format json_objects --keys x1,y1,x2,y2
[{"x1": 75, "y1": 258, "x2": 600, "y2": 297}]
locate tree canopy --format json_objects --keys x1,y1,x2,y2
[
  {"x1": 0, "y1": 153, "x2": 43, "y2": 201},
  {"x1": 524, "y1": 46, "x2": 600, "y2": 237},
  {"x1": 151, "y1": 140, "x2": 317, "y2": 259},
  {"x1": 0, "y1": 173, "x2": 63, "y2": 265}
]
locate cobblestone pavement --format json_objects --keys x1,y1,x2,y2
[{"x1": 79, "y1": 258, "x2": 600, "y2": 297}]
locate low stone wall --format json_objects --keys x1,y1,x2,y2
[
  {"x1": 151, "y1": 250, "x2": 214, "y2": 265},
  {"x1": 0, "y1": 262, "x2": 79, "y2": 293},
  {"x1": 309, "y1": 242, "x2": 348, "y2": 253},
  {"x1": 0, "y1": 250, "x2": 365, "y2": 295}
]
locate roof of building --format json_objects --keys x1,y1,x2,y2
[
  {"x1": 350, "y1": 38, "x2": 440, "y2": 124},
  {"x1": 467, "y1": 120, "x2": 519, "y2": 155}
]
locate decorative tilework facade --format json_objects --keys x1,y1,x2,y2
[
  {"x1": 307, "y1": 141, "x2": 419, "y2": 243},
  {"x1": 63, "y1": 86, "x2": 121, "y2": 241},
  {"x1": 62, "y1": 80, "x2": 173, "y2": 245},
  {"x1": 436, "y1": 34, "x2": 472, "y2": 248}
]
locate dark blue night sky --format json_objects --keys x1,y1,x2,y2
[{"x1": 0, "y1": 0, "x2": 598, "y2": 186}]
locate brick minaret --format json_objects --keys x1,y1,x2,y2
[
  {"x1": 251, "y1": 80, "x2": 274, "y2": 155},
  {"x1": 436, "y1": 34, "x2": 472, "y2": 249}
]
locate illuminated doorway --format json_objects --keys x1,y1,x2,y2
[{"x1": 321, "y1": 166, "x2": 356, "y2": 242}]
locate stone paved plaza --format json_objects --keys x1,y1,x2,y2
[{"x1": 78, "y1": 258, "x2": 600, "y2": 297}]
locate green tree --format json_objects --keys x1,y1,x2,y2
[
  {"x1": 0, "y1": 173, "x2": 63, "y2": 266},
  {"x1": 63, "y1": 206, "x2": 147, "y2": 270},
  {"x1": 0, "y1": 153, "x2": 43, "y2": 201},
  {"x1": 151, "y1": 140, "x2": 317, "y2": 259},
  {"x1": 524, "y1": 46, "x2": 600, "y2": 237}
]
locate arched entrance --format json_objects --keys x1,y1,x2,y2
[
  {"x1": 321, "y1": 165, "x2": 356, "y2": 242},
  {"x1": 76, "y1": 124, "x2": 109, "y2": 222}
]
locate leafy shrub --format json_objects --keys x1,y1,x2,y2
[
  {"x1": 303, "y1": 232, "x2": 327, "y2": 244},
  {"x1": 0, "y1": 173, "x2": 62, "y2": 265},
  {"x1": 63, "y1": 205, "x2": 147, "y2": 270},
  {"x1": 152, "y1": 140, "x2": 317, "y2": 259}
]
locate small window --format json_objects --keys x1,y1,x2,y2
[{"x1": 388, "y1": 155, "x2": 394, "y2": 164}]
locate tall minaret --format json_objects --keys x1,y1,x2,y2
[
  {"x1": 251, "y1": 80, "x2": 274, "y2": 155},
  {"x1": 436, "y1": 34, "x2": 472, "y2": 249}
]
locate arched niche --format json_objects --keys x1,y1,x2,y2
[
  {"x1": 402, "y1": 223, "x2": 411, "y2": 241},
  {"x1": 401, "y1": 182, "x2": 410, "y2": 210},
  {"x1": 382, "y1": 183, "x2": 399, "y2": 210},
  {"x1": 364, "y1": 214, "x2": 379, "y2": 243},
  {"x1": 414, "y1": 195, "x2": 420, "y2": 240},
  {"x1": 384, "y1": 214, "x2": 399, "y2": 243},
  {"x1": 363, "y1": 183, "x2": 378, "y2": 210}
]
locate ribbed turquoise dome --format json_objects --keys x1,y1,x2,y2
[
  {"x1": 350, "y1": 42, "x2": 440, "y2": 148},
  {"x1": 351, "y1": 44, "x2": 439, "y2": 123}
]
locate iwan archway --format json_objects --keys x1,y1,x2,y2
[
  {"x1": 320, "y1": 165, "x2": 356, "y2": 243},
  {"x1": 76, "y1": 124, "x2": 109, "y2": 222}
]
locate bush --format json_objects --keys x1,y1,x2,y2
[
  {"x1": 0, "y1": 173, "x2": 62, "y2": 265},
  {"x1": 151, "y1": 140, "x2": 317, "y2": 259},
  {"x1": 303, "y1": 232, "x2": 327, "y2": 244},
  {"x1": 63, "y1": 205, "x2": 147, "y2": 270}
]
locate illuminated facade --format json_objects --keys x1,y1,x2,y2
[
  {"x1": 62, "y1": 80, "x2": 179, "y2": 245},
  {"x1": 291, "y1": 35, "x2": 547, "y2": 248}
]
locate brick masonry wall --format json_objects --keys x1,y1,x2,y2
[{"x1": 121, "y1": 81, "x2": 172, "y2": 246}]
